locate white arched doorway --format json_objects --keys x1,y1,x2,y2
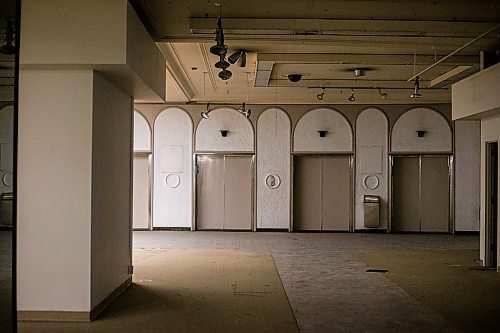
[
  {"x1": 390, "y1": 107, "x2": 452, "y2": 233},
  {"x1": 195, "y1": 107, "x2": 254, "y2": 230},
  {"x1": 293, "y1": 108, "x2": 353, "y2": 231}
]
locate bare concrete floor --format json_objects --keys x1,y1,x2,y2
[{"x1": 134, "y1": 231, "x2": 480, "y2": 333}]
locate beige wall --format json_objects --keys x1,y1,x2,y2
[
  {"x1": 454, "y1": 120, "x2": 480, "y2": 232},
  {"x1": 91, "y1": 72, "x2": 133, "y2": 309},
  {"x1": 20, "y1": 0, "x2": 166, "y2": 103},
  {"x1": 20, "y1": 0, "x2": 127, "y2": 65},
  {"x1": 452, "y1": 63, "x2": 500, "y2": 120},
  {"x1": 18, "y1": 69, "x2": 93, "y2": 311}
]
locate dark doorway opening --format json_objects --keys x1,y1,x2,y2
[{"x1": 485, "y1": 142, "x2": 498, "y2": 269}]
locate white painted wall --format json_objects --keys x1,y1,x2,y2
[
  {"x1": 18, "y1": 69, "x2": 93, "y2": 311},
  {"x1": 90, "y1": 72, "x2": 132, "y2": 309},
  {"x1": 355, "y1": 108, "x2": 388, "y2": 230},
  {"x1": 480, "y1": 114, "x2": 500, "y2": 265},
  {"x1": 125, "y1": 3, "x2": 166, "y2": 102},
  {"x1": 134, "y1": 111, "x2": 151, "y2": 152},
  {"x1": 293, "y1": 108, "x2": 353, "y2": 152},
  {"x1": 153, "y1": 108, "x2": 193, "y2": 228},
  {"x1": 452, "y1": 63, "x2": 500, "y2": 120},
  {"x1": 256, "y1": 108, "x2": 291, "y2": 229},
  {"x1": 454, "y1": 120, "x2": 480, "y2": 232},
  {"x1": 20, "y1": 0, "x2": 166, "y2": 103},
  {"x1": 195, "y1": 108, "x2": 254, "y2": 152},
  {"x1": 391, "y1": 108, "x2": 452, "y2": 153},
  {"x1": 0, "y1": 105, "x2": 14, "y2": 194}
]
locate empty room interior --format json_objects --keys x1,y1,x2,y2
[{"x1": 1, "y1": 0, "x2": 500, "y2": 332}]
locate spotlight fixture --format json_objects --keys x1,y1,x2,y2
[
  {"x1": 348, "y1": 89, "x2": 356, "y2": 102},
  {"x1": 316, "y1": 88, "x2": 325, "y2": 101},
  {"x1": 209, "y1": 16, "x2": 227, "y2": 56},
  {"x1": 201, "y1": 103, "x2": 212, "y2": 119},
  {"x1": 378, "y1": 88, "x2": 388, "y2": 100},
  {"x1": 410, "y1": 76, "x2": 422, "y2": 98},
  {"x1": 0, "y1": 20, "x2": 15, "y2": 55},
  {"x1": 218, "y1": 68, "x2": 232, "y2": 80},
  {"x1": 215, "y1": 55, "x2": 230, "y2": 69},
  {"x1": 228, "y1": 50, "x2": 247, "y2": 67},
  {"x1": 238, "y1": 102, "x2": 251, "y2": 118}
]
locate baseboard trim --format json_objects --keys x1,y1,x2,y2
[
  {"x1": 18, "y1": 276, "x2": 132, "y2": 322},
  {"x1": 90, "y1": 276, "x2": 132, "y2": 321},
  {"x1": 17, "y1": 311, "x2": 90, "y2": 322},
  {"x1": 153, "y1": 227, "x2": 191, "y2": 231}
]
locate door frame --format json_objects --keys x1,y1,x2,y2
[
  {"x1": 389, "y1": 154, "x2": 453, "y2": 233},
  {"x1": 485, "y1": 141, "x2": 498, "y2": 269},
  {"x1": 193, "y1": 152, "x2": 255, "y2": 231},
  {"x1": 291, "y1": 152, "x2": 354, "y2": 232}
]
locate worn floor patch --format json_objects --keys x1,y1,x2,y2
[{"x1": 19, "y1": 249, "x2": 298, "y2": 333}]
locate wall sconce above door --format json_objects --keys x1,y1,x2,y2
[
  {"x1": 318, "y1": 130, "x2": 328, "y2": 138},
  {"x1": 416, "y1": 130, "x2": 427, "y2": 137}
]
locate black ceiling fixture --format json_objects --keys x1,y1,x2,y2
[
  {"x1": 0, "y1": 20, "x2": 15, "y2": 55},
  {"x1": 228, "y1": 50, "x2": 247, "y2": 67},
  {"x1": 209, "y1": 16, "x2": 227, "y2": 57},
  {"x1": 209, "y1": 3, "x2": 236, "y2": 81}
]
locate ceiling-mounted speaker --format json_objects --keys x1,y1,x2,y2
[
  {"x1": 210, "y1": 44, "x2": 227, "y2": 56},
  {"x1": 210, "y1": 17, "x2": 227, "y2": 56},
  {"x1": 218, "y1": 69, "x2": 232, "y2": 80},
  {"x1": 215, "y1": 55, "x2": 230, "y2": 69}
]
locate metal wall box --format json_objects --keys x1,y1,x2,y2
[{"x1": 363, "y1": 195, "x2": 380, "y2": 228}]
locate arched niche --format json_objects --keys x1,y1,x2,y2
[
  {"x1": 293, "y1": 108, "x2": 353, "y2": 152},
  {"x1": 0, "y1": 105, "x2": 14, "y2": 192},
  {"x1": 153, "y1": 107, "x2": 193, "y2": 228},
  {"x1": 133, "y1": 111, "x2": 151, "y2": 152},
  {"x1": 355, "y1": 108, "x2": 389, "y2": 230},
  {"x1": 256, "y1": 108, "x2": 291, "y2": 229},
  {"x1": 391, "y1": 108, "x2": 452, "y2": 153},
  {"x1": 195, "y1": 107, "x2": 254, "y2": 152}
]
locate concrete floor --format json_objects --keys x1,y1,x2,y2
[{"x1": 134, "y1": 231, "x2": 479, "y2": 333}]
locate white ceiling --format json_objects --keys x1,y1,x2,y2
[{"x1": 111, "y1": 1, "x2": 500, "y2": 104}]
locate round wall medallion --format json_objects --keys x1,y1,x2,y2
[
  {"x1": 265, "y1": 174, "x2": 281, "y2": 189},
  {"x1": 165, "y1": 173, "x2": 181, "y2": 188},
  {"x1": 2, "y1": 172, "x2": 13, "y2": 187},
  {"x1": 363, "y1": 175, "x2": 379, "y2": 190}
]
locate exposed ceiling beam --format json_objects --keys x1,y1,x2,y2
[
  {"x1": 430, "y1": 65, "x2": 479, "y2": 87},
  {"x1": 257, "y1": 53, "x2": 479, "y2": 66},
  {"x1": 159, "y1": 43, "x2": 196, "y2": 101},
  {"x1": 188, "y1": 17, "x2": 498, "y2": 38}
]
